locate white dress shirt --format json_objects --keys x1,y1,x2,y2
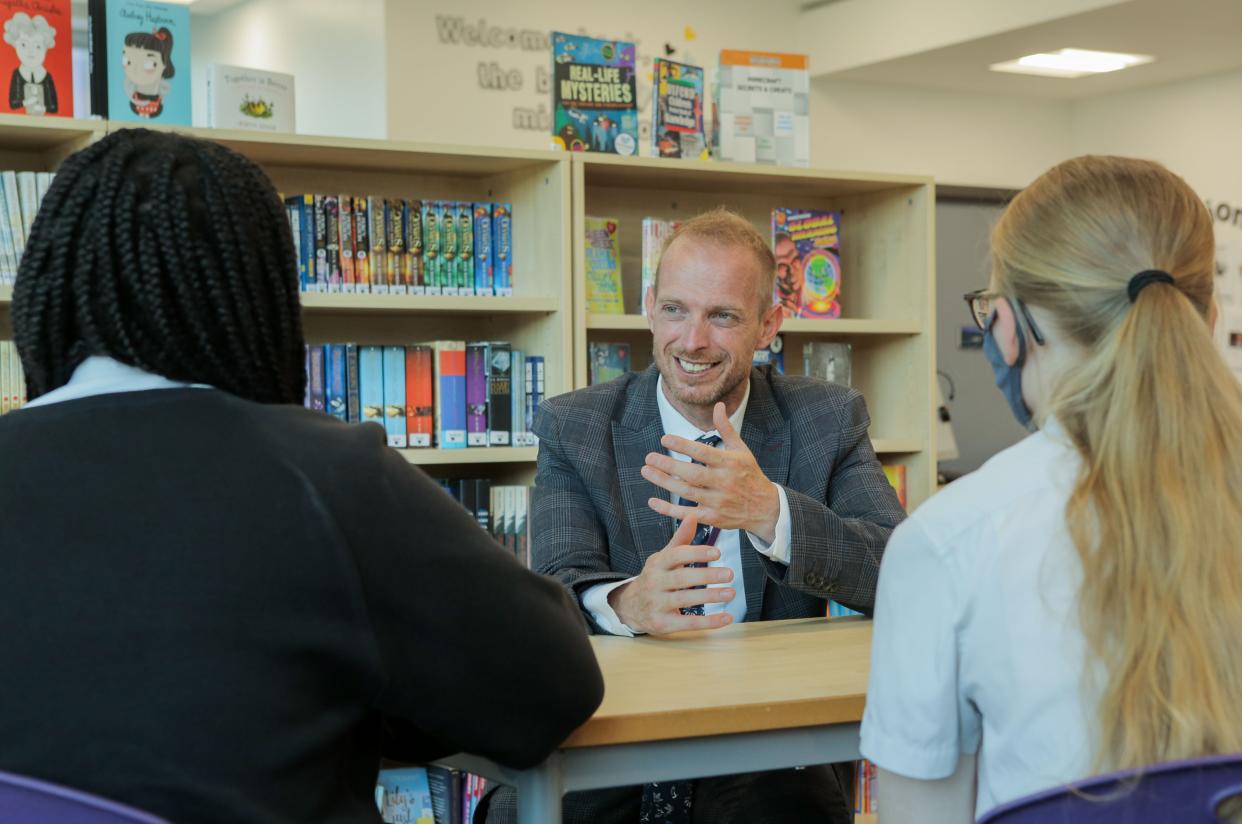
[
  {"x1": 582, "y1": 375, "x2": 793, "y2": 636},
  {"x1": 860, "y1": 418, "x2": 1098, "y2": 819},
  {"x1": 23, "y1": 356, "x2": 211, "y2": 409}
]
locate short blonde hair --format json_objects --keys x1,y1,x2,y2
[{"x1": 656, "y1": 208, "x2": 775, "y2": 312}]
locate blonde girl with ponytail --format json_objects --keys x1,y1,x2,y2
[{"x1": 858, "y1": 155, "x2": 1242, "y2": 824}]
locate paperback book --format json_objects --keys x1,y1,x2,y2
[
  {"x1": 0, "y1": 1, "x2": 73, "y2": 118},
  {"x1": 651, "y1": 58, "x2": 706, "y2": 159},
  {"x1": 584, "y1": 215, "x2": 623, "y2": 314},
  {"x1": 551, "y1": 32, "x2": 638, "y2": 156},
  {"x1": 588, "y1": 341, "x2": 631, "y2": 385},
  {"x1": 640, "y1": 217, "x2": 679, "y2": 315},
  {"x1": 205, "y1": 63, "x2": 294, "y2": 132},
  {"x1": 88, "y1": 0, "x2": 192, "y2": 125},
  {"x1": 772, "y1": 207, "x2": 842, "y2": 318}
]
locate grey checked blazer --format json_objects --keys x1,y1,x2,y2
[{"x1": 531, "y1": 364, "x2": 906, "y2": 630}]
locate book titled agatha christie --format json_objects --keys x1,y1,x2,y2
[{"x1": 551, "y1": 32, "x2": 637, "y2": 156}]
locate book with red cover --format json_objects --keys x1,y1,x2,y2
[{"x1": 405, "y1": 344, "x2": 433, "y2": 448}]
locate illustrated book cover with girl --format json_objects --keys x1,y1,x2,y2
[
  {"x1": 88, "y1": 0, "x2": 191, "y2": 125},
  {"x1": 0, "y1": 1, "x2": 73, "y2": 118}
]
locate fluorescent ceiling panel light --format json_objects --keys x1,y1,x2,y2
[{"x1": 990, "y1": 48, "x2": 1153, "y2": 79}]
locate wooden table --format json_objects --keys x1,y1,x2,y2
[{"x1": 444, "y1": 616, "x2": 872, "y2": 822}]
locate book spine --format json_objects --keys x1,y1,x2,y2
[
  {"x1": 473, "y1": 203, "x2": 493, "y2": 296},
  {"x1": 435, "y1": 341, "x2": 467, "y2": 448},
  {"x1": 313, "y1": 195, "x2": 328, "y2": 292},
  {"x1": 308, "y1": 345, "x2": 325, "y2": 412},
  {"x1": 325, "y1": 343, "x2": 348, "y2": 422},
  {"x1": 358, "y1": 345, "x2": 385, "y2": 430},
  {"x1": 285, "y1": 199, "x2": 303, "y2": 290},
  {"x1": 352, "y1": 196, "x2": 370, "y2": 293},
  {"x1": 493, "y1": 203, "x2": 512, "y2": 296},
  {"x1": 440, "y1": 201, "x2": 458, "y2": 296},
  {"x1": 368, "y1": 196, "x2": 387, "y2": 294},
  {"x1": 386, "y1": 198, "x2": 406, "y2": 294},
  {"x1": 405, "y1": 199, "x2": 424, "y2": 295},
  {"x1": 382, "y1": 345, "x2": 407, "y2": 448},
  {"x1": 339, "y1": 194, "x2": 355, "y2": 293},
  {"x1": 509, "y1": 348, "x2": 525, "y2": 446},
  {"x1": 487, "y1": 342, "x2": 511, "y2": 445},
  {"x1": 423, "y1": 202, "x2": 442, "y2": 295},
  {"x1": 474, "y1": 478, "x2": 491, "y2": 532},
  {"x1": 0, "y1": 183, "x2": 16, "y2": 284},
  {"x1": 457, "y1": 202, "x2": 474, "y2": 296},
  {"x1": 87, "y1": 0, "x2": 107, "y2": 117},
  {"x1": 465, "y1": 342, "x2": 489, "y2": 446},
  {"x1": 345, "y1": 343, "x2": 360, "y2": 423},
  {"x1": 527, "y1": 355, "x2": 544, "y2": 444},
  {"x1": 405, "y1": 344, "x2": 434, "y2": 447},
  {"x1": 323, "y1": 195, "x2": 341, "y2": 292},
  {"x1": 16, "y1": 172, "x2": 37, "y2": 243}
]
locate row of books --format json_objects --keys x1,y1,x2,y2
[
  {"x1": 584, "y1": 208, "x2": 841, "y2": 320},
  {"x1": 0, "y1": 171, "x2": 54, "y2": 285},
  {"x1": 285, "y1": 196, "x2": 513, "y2": 297},
  {"x1": 303, "y1": 342, "x2": 544, "y2": 449},
  {"x1": 552, "y1": 33, "x2": 809, "y2": 167},
  {"x1": 0, "y1": 341, "x2": 27, "y2": 414},
  {"x1": 376, "y1": 767, "x2": 484, "y2": 824},
  {"x1": 853, "y1": 759, "x2": 878, "y2": 815},
  {"x1": 438, "y1": 479, "x2": 532, "y2": 568}
]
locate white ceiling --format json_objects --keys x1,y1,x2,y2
[{"x1": 817, "y1": 0, "x2": 1242, "y2": 100}]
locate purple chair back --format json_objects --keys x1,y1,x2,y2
[
  {"x1": 977, "y1": 753, "x2": 1242, "y2": 824},
  {"x1": 0, "y1": 770, "x2": 169, "y2": 823}
]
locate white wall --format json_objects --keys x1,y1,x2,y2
[{"x1": 191, "y1": 0, "x2": 386, "y2": 138}]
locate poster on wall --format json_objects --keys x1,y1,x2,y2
[{"x1": 550, "y1": 31, "x2": 637, "y2": 155}]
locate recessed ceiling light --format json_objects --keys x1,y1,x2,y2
[{"x1": 989, "y1": 48, "x2": 1154, "y2": 79}]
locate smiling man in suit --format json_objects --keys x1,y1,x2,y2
[{"x1": 484, "y1": 209, "x2": 905, "y2": 824}]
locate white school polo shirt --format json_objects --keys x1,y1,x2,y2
[{"x1": 860, "y1": 419, "x2": 1100, "y2": 820}]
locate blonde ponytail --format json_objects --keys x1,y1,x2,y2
[{"x1": 992, "y1": 156, "x2": 1242, "y2": 773}]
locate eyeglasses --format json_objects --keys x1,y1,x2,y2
[{"x1": 962, "y1": 289, "x2": 1047, "y2": 346}]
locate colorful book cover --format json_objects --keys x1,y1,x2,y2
[
  {"x1": 345, "y1": 343, "x2": 360, "y2": 424},
  {"x1": 422, "y1": 201, "x2": 441, "y2": 295},
  {"x1": 752, "y1": 333, "x2": 785, "y2": 374},
  {"x1": 434, "y1": 340, "x2": 467, "y2": 449},
  {"x1": 386, "y1": 197, "x2": 405, "y2": 294},
  {"x1": 803, "y1": 341, "x2": 851, "y2": 386},
  {"x1": 640, "y1": 217, "x2": 679, "y2": 315},
  {"x1": 465, "y1": 342, "x2": 489, "y2": 446},
  {"x1": 456, "y1": 202, "x2": 474, "y2": 295},
  {"x1": 352, "y1": 195, "x2": 370, "y2": 292},
  {"x1": 405, "y1": 344, "x2": 433, "y2": 448},
  {"x1": 0, "y1": 1, "x2": 73, "y2": 118},
  {"x1": 584, "y1": 216, "x2": 623, "y2": 314},
  {"x1": 204, "y1": 63, "x2": 294, "y2": 132},
  {"x1": 307, "y1": 344, "x2": 325, "y2": 413},
  {"x1": 714, "y1": 50, "x2": 809, "y2": 167},
  {"x1": 358, "y1": 345, "x2": 384, "y2": 429},
  {"x1": 404, "y1": 199, "x2": 423, "y2": 294},
  {"x1": 883, "y1": 464, "x2": 908, "y2": 510},
  {"x1": 487, "y1": 342, "x2": 511, "y2": 446},
  {"x1": 551, "y1": 32, "x2": 637, "y2": 156},
  {"x1": 588, "y1": 342, "x2": 631, "y2": 385},
  {"x1": 472, "y1": 203, "x2": 493, "y2": 296},
  {"x1": 382, "y1": 345, "x2": 407, "y2": 448},
  {"x1": 376, "y1": 768, "x2": 434, "y2": 824},
  {"x1": 441, "y1": 200, "x2": 459, "y2": 296},
  {"x1": 651, "y1": 58, "x2": 706, "y2": 159},
  {"x1": 338, "y1": 194, "x2": 355, "y2": 292},
  {"x1": 772, "y1": 208, "x2": 842, "y2": 319},
  {"x1": 324, "y1": 343, "x2": 347, "y2": 422},
  {"x1": 88, "y1": 0, "x2": 191, "y2": 125},
  {"x1": 492, "y1": 203, "x2": 512, "y2": 296},
  {"x1": 367, "y1": 195, "x2": 387, "y2": 294}
]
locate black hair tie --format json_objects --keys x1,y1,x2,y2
[{"x1": 1128, "y1": 270, "x2": 1175, "y2": 302}]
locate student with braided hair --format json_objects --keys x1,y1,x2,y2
[
  {"x1": 0, "y1": 128, "x2": 603, "y2": 823},
  {"x1": 861, "y1": 156, "x2": 1242, "y2": 822}
]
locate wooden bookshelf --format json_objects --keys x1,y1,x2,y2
[
  {"x1": 398, "y1": 447, "x2": 538, "y2": 466},
  {"x1": 572, "y1": 153, "x2": 936, "y2": 508}
]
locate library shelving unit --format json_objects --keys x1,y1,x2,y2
[
  {"x1": 0, "y1": 113, "x2": 105, "y2": 341},
  {"x1": 571, "y1": 153, "x2": 937, "y2": 509}
]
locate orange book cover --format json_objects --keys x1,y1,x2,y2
[
  {"x1": 882, "y1": 464, "x2": 908, "y2": 510},
  {"x1": 0, "y1": 1, "x2": 74, "y2": 117},
  {"x1": 405, "y1": 344, "x2": 433, "y2": 448}
]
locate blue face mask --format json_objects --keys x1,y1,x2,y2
[{"x1": 982, "y1": 309, "x2": 1034, "y2": 431}]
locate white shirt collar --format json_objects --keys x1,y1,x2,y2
[
  {"x1": 23, "y1": 355, "x2": 211, "y2": 409},
  {"x1": 655, "y1": 373, "x2": 750, "y2": 446}
]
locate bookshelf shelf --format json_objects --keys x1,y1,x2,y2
[
  {"x1": 870, "y1": 439, "x2": 923, "y2": 454},
  {"x1": 398, "y1": 447, "x2": 538, "y2": 466},
  {"x1": 301, "y1": 293, "x2": 559, "y2": 315}
]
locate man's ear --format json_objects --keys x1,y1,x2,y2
[
  {"x1": 756, "y1": 301, "x2": 784, "y2": 350},
  {"x1": 992, "y1": 297, "x2": 1021, "y2": 366}
]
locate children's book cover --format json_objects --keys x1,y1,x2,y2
[
  {"x1": 651, "y1": 58, "x2": 706, "y2": 159},
  {"x1": 803, "y1": 341, "x2": 851, "y2": 387},
  {"x1": 714, "y1": 49, "x2": 809, "y2": 167},
  {"x1": 771, "y1": 208, "x2": 841, "y2": 319},
  {"x1": 0, "y1": 1, "x2": 72, "y2": 117},
  {"x1": 551, "y1": 32, "x2": 637, "y2": 156},
  {"x1": 88, "y1": 0, "x2": 191, "y2": 125},
  {"x1": 588, "y1": 342, "x2": 630, "y2": 385},
  {"x1": 204, "y1": 63, "x2": 294, "y2": 132},
  {"x1": 584, "y1": 216, "x2": 623, "y2": 314},
  {"x1": 640, "y1": 217, "x2": 678, "y2": 315}
]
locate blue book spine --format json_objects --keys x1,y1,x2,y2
[
  {"x1": 308, "y1": 344, "x2": 325, "y2": 413},
  {"x1": 473, "y1": 202, "x2": 493, "y2": 296},
  {"x1": 493, "y1": 202, "x2": 512, "y2": 295},
  {"x1": 358, "y1": 346, "x2": 385, "y2": 431},
  {"x1": 285, "y1": 199, "x2": 304, "y2": 290},
  {"x1": 325, "y1": 343, "x2": 348, "y2": 422},
  {"x1": 345, "y1": 343, "x2": 360, "y2": 423},
  {"x1": 298, "y1": 195, "x2": 314, "y2": 292},
  {"x1": 382, "y1": 346, "x2": 407, "y2": 448}
]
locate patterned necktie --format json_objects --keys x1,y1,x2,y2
[{"x1": 639, "y1": 434, "x2": 722, "y2": 824}]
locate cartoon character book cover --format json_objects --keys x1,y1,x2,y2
[
  {"x1": 652, "y1": 58, "x2": 705, "y2": 159},
  {"x1": 0, "y1": 1, "x2": 72, "y2": 117},
  {"x1": 771, "y1": 207, "x2": 842, "y2": 319},
  {"x1": 88, "y1": 0, "x2": 191, "y2": 124}
]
